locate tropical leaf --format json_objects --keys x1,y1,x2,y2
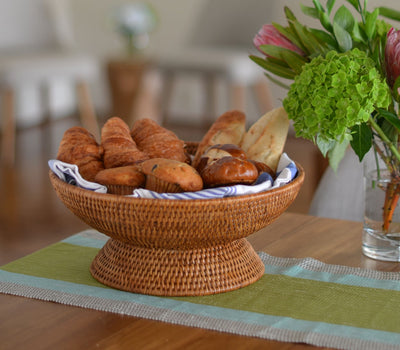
[
  {"x1": 365, "y1": 8, "x2": 378, "y2": 39},
  {"x1": 377, "y1": 109, "x2": 400, "y2": 132},
  {"x1": 319, "y1": 11, "x2": 333, "y2": 33},
  {"x1": 249, "y1": 55, "x2": 296, "y2": 79},
  {"x1": 334, "y1": 5, "x2": 355, "y2": 32},
  {"x1": 316, "y1": 136, "x2": 336, "y2": 157},
  {"x1": 350, "y1": 123, "x2": 372, "y2": 161},
  {"x1": 292, "y1": 20, "x2": 326, "y2": 56},
  {"x1": 263, "y1": 73, "x2": 291, "y2": 90},
  {"x1": 378, "y1": 7, "x2": 400, "y2": 22},
  {"x1": 284, "y1": 6, "x2": 297, "y2": 22},
  {"x1": 281, "y1": 50, "x2": 306, "y2": 74},
  {"x1": 393, "y1": 76, "x2": 400, "y2": 103},
  {"x1": 309, "y1": 28, "x2": 338, "y2": 49},
  {"x1": 328, "y1": 138, "x2": 350, "y2": 171},
  {"x1": 345, "y1": 0, "x2": 359, "y2": 11},
  {"x1": 333, "y1": 21, "x2": 353, "y2": 51},
  {"x1": 272, "y1": 22, "x2": 306, "y2": 53},
  {"x1": 326, "y1": 0, "x2": 336, "y2": 14},
  {"x1": 258, "y1": 45, "x2": 307, "y2": 64},
  {"x1": 312, "y1": 0, "x2": 324, "y2": 13},
  {"x1": 300, "y1": 5, "x2": 319, "y2": 19}
]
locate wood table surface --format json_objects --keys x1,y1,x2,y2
[{"x1": 1, "y1": 212, "x2": 399, "y2": 350}]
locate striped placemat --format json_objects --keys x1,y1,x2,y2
[{"x1": 1, "y1": 230, "x2": 400, "y2": 350}]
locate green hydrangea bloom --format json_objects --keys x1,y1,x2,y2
[{"x1": 283, "y1": 49, "x2": 391, "y2": 144}]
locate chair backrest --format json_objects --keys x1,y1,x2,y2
[
  {"x1": 0, "y1": 0, "x2": 75, "y2": 53},
  {"x1": 187, "y1": 0, "x2": 276, "y2": 51}
]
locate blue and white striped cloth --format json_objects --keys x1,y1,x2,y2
[
  {"x1": 48, "y1": 153, "x2": 297, "y2": 199},
  {"x1": 48, "y1": 159, "x2": 107, "y2": 193},
  {"x1": 130, "y1": 153, "x2": 297, "y2": 199}
]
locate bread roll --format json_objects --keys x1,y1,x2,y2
[
  {"x1": 200, "y1": 157, "x2": 258, "y2": 188},
  {"x1": 192, "y1": 110, "x2": 246, "y2": 168},
  {"x1": 101, "y1": 117, "x2": 149, "y2": 168},
  {"x1": 131, "y1": 118, "x2": 188, "y2": 163},
  {"x1": 94, "y1": 165, "x2": 145, "y2": 194},
  {"x1": 196, "y1": 143, "x2": 247, "y2": 174},
  {"x1": 57, "y1": 126, "x2": 104, "y2": 182},
  {"x1": 240, "y1": 107, "x2": 289, "y2": 172},
  {"x1": 141, "y1": 158, "x2": 203, "y2": 193}
]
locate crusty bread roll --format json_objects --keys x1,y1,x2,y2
[
  {"x1": 192, "y1": 110, "x2": 246, "y2": 168},
  {"x1": 200, "y1": 156, "x2": 258, "y2": 188},
  {"x1": 196, "y1": 144, "x2": 247, "y2": 174},
  {"x1": 57, "y1": 126, "x2": 104, "y2": 182},
  {"x1": 141, "y1": 158, "x2": 203, "y2": 193},
  {"x1": 94, "y1": 165, "x2": 145, "y2": 195},
  {"x1": 131, "y1": 118, "x2": 189, "y2": 163},
  {"x1": 101, "y1": 117, "x2": 149, "y2": 168},
  {"x1": 240, "y1": 107, "x2": 289, "y2": 172}
]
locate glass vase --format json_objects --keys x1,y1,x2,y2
[{"x1": 362, "y1": 168, "x2": 400, "y2": 261}]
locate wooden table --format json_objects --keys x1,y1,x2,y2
[{"x1": 1, "y1": 212, "x2": 399, "y2": 349}]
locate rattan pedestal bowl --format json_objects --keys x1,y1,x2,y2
[{"x1": 49, "y1": 162, "x2": 304, "y2": 297}]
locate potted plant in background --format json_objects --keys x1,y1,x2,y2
[{"x1": 250, "y1": 0, "x2": 400, "y2": 261}]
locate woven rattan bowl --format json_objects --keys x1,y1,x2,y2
[{"x1": 49, "y1": 148, "x2": 304, "y2": 297}]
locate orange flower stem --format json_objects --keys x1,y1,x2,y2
[{"x1": 382, "y1": 181, "x2": 400, "y2": 232}]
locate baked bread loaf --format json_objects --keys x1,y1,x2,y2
[
  {"x1": 141, "y1": 158, "x2": 203, "y2": 193},
  {"x1": 94, "y1": 165, "x2": 145, "y2": 195},
  {"x1": 196, "y1": 143, "x2": 247, "y2": 174},
  {"x1": 57, "y1": 126, "x2": 104, "y2": 182},
  {"x1": 240, "y1": 107, "x2": 289, "y2": 172},
  {"x1": 200, "y1": 156, "x2": 258, "y2": 188},
  {"x1": 131, "y1": 118, "x2": 189, "y2": 163},
  {"x1": 192, "y1": 110, "x2": 246, "y2": 168},
  {"x1": 101, "y1": 117, "x2": 149, "y2": 168}
]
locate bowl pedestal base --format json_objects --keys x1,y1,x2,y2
[{"x1": 90, "y1": 238, "x2": 265, "y2": 296}]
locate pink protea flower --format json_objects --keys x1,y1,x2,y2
[
  {"x1": 253, "y1": 24, "x2": 305, "y2": 57},
  {"x1": 385, "y1": 27, "x2": 400, "y2": 88}
]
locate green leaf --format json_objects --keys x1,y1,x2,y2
[
  {"x1": 264, "y1": 73, "x2": 291, "y2": 90},
  {"x1": 327, "y1": 0, "x2": 336, "y2": 14},
  {"x1": 272, "y1": 23, "x2": 306, "y2": 53},
  {"x1": 334, "y1": 5, "x2": 355, "y2": 32},
  {"x1": 312, "y1": 0, "x2": 324, "y2": 13},
  {"x1": 309, "y1": 28, "x2": 338, "y2": 49},
  {"x1": 333, "y1": 21, "x2": 353, "y2": 51},
  {"x1": 352, "y1": 22, "x2": 367, "y2": 43},
  {"x1": 284, "y1": 6, "x2": 297, "y2": 22},
  {"x1": 292, "y1": 20, "x2": 327, "y2": 56},
  {"x1": 378, "y1": 7, "x2": 400, "y2": 22},
  {"x1": 365, "y1": 8, "x2": 379, "y2": 39},
  {"x1": 281, "y1": 50, "x2": 306, "y2": 74},
  {"x1": 249, "y1": 55, "x2": 296, "y2": 79},
  {"x1": 258, "y1": 45, "x2": 307, "y2": 64},
  {"x1": 350, "y1": 123, "x2": 372, "y2": 161},
  {"x1": 316, "y1": 136, "x2": 336, "y2": 157},
  {"x1": 300, "y1": 5, "x2": 319, "y2": 19},
  {"x1": 328, "y1": 138, "x2": 350, "y2": 171},
  {"x1": 393, "y1": 76, "x2": 400, "y2": 103},
  {"x1": 345, "y1": 0, "x2": 359, "y2": 11},
  {"x1": 319, "y1": 11, "x2": 333, "y2": 33},
  {"x1": 377, "y1": 108, "x2": 400, "y2": 132}
]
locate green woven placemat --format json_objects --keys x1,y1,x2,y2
[{"x1": 1, "y1": 230, "x2": 400, "y2": 350}]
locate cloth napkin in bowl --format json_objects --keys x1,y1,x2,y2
[{"x1": 48, "y1": 153, "x2": 297, "y2": 199}]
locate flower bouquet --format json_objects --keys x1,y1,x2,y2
[{"x1": 250, "y1": 0, "x2": 400, "y2": 259}]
